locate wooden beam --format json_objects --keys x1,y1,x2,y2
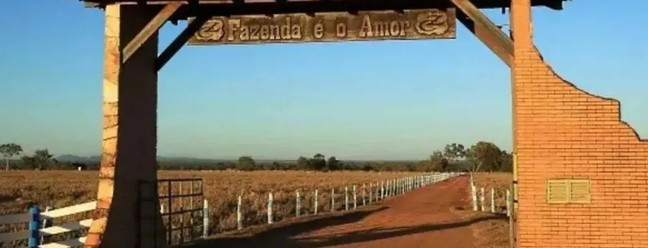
[
  {"x1": 155, "y1": 15, "x2": 209, "y2": 71},
  {"x1": 450, "y1": 0, "x2": 513, "y2": 67},
  {"x1": 122, "y1": 2, "x2": 182, "y2": 63}
]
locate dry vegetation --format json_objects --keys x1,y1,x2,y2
[
  {"x1": 0, "y1": 170, "x2": 424, "y2": 234},
  {"x1": 464, "y1": 172, "x2": 513, "y2": 248},
  {"x1": 0, "y1": 171, "x2": 514, "y2": 247}
]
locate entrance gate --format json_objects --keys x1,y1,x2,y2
[
  {"x1": 75, "y1": 0, "x2": 648, "y2": 247},
  {"x1": 139, "y1": 178, "x2": 205, "y2": 247}
]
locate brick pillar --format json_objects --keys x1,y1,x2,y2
[
  {"x1": 85, "y1": 4, "x2": 165, "y2": 248},
  {"x1": 511, "y1": 0, "x2": 648, "y2": 247}
]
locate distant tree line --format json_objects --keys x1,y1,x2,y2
[{"x1": 0, "y1": 141, "x2": 512, "y2": 172}]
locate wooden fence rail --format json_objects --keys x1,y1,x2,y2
[{"x1": 0, "y1": 201, "x2": 96, "y2": 248}]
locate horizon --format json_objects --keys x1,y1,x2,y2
[{"x1": 1, "y1": 0, "x2": 647, "y2": 160}]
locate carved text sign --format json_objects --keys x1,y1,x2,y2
[{"x1": 187, "y1": 9, "x2": 456, "y2": 45}]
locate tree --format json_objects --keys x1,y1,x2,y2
[
  {"x1": 33, "y1": 149, "x2": 54, "y2": 170},
  {"x1": 237, "y1": 156, "x2": 256, "y2": 171},
  {"x1": 310, "y1": 153, "x2": 326, "y2": 171},
  {"x1": 469, "y1": 141, "x2": 504, "y2": 172},
  {"x1": 296, "y1": 156, "x2": 309, "y2": 170},
  {"x1": 500, "y1": 150, "x2": 513, "y2": 172},
  {"x1": 327, "y1": 156, "x2": 340, "y2": 171},
  {"x1": 0, "y1": 143, "x2": 23, "y2": 170},
  {"x1": 443, "y1": 143, "x2": 466, "y2": 162}
]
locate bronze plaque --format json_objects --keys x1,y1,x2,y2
[{"x1": 187, "y1": 9, "x2": 456, "y2": 45}]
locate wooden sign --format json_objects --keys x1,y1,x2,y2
[{"x1": 188, "y1": 8, "x2": 456, "y2": 45}]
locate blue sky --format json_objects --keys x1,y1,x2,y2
[{"x1": 0, "y1": 0, "x2": 646, "y2": 160}]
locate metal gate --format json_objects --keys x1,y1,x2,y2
[{"x1": 140, "y1": 178, "x2": 205, "y2": 247}]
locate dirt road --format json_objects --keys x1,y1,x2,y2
[{"x1": 195, "y1": 175, "x2": 503, "y2": 248}]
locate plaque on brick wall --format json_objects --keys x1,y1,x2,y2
[{"x1": 546, "y1": 179, "x2": 591, "y2": 204}]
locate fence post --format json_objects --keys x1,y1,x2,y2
[
  {"x1": 471, "y1": 183, "x2": 478, "y2": 211},
  {"x1": 480, "y1": 187, "x2": 486, "y2": 212},
  {"x1": 506, "y1": 189, "x2": 511, "y2": 217},
  {"x1": 331, "y1": 189, "x2": 335, "y2": 212},
  {"x1": 40, "y1": 206, "x2": 52, "y2": 245},
  {"x1": 296, "y1": 190, "x2": 301, "y2": 217},
  {"x1": 491, "y1": 188, "x2": 496, "y2": 213},
  {"x1": 203, "y1": 199, "x2": 209, "y2": 238},
  {"x1": 345, "y1": 186, "x2": 349, "y2": 211},
  {"x1": 369, "y1": 183, "x2": 373, "y2": 203},
  {"x1": 268, "y1": 192, "x2": 274, "y2": 224},
  {"x1": 380, "y1": 182, "x2": 385, "y2": 200},
  {"x1": 237, "y1": 195, "x2": 243, "y2": 230},
  {"x1": 180, "y1": 207, "x2": 185, "y2": 244},
  {"x1": 314, "y1": 189, "x2": 318, "y2": 215},
  {"x1": 353, "y1": 185, "x2": 357, "y2": 209},
  {"x1": 362, "y1": 184, "x2": 366, "y2": 206},
  {"x1": 28, "y1": 205, "x2": 40, "y2": 248}
]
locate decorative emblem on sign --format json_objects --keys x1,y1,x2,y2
[
  {"x1": 188, "y1": 8, "x2": 456, "y2": 45},
  {"x1": 414, "y1": 11, "x2": 449, "y2": 35},
  {"x1": 195, "y1": 19, "x2": 225, "y2": 41}
]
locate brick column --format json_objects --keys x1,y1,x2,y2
[
  {"x1": 85, "y1": 4, "x2": 165, "y2": 248},
  {"x1": 511, "y1": 0, "x2": 648, "y2": 247}
]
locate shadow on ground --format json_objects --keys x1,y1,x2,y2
[{"x1": 191, "y1": 207, "x2": 506, "y2": 248}]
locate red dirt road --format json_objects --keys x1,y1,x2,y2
[{"x1": 196, "y1": 175, "x2": 501, "y2": 248}]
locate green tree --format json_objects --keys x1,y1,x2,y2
[
  {"x1": 429, "y1": 150, "x2": 450, "y2": 172},
  {"x1": 33, "y1": 149, "x2": 55, "y2": 170},
  {"x1": 0, "y1": 143, "x2": 23, "y2": 170},
  {"x1": 327, "y1": 156, "x2": 340, "y2": 171},
  {"x1": 310, "y1": 153, "x2": 326, "y2": 171},
  {"x1": 443, "y1": 143, "x2": 466, "y2": 162},
  {"x1": 500, "y1": 150, "x2": 513, "y2": 172},
  {"x1": 237, "y1": 156, "x2": 256, "y2": 171},
  {"x1": 296, "y1": 156, "x2": 309, "y2": 170},
  {"x1": 470, "y1": 141, "x2": 504, "y2": 172}
]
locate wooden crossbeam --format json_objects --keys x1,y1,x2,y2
[
  {"x1": 122, "y1": 2, "x2": 182, "y2": 63},
  {"x1": 155, "y1": 15, "x2": 209, "y2": 71},
  {"x1": 450, "y1": 0, "x2": 513, "y2": 67}
]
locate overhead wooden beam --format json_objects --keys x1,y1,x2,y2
[
  {"x1": 450, "y1": 0, "x2": 513, "y2": 67},
  {"x1": 122, "y1": 2, "x2": 182, "y2": 63},
  {"x1": 155, "y1": 15, "x2": 209, "y2": 71}
]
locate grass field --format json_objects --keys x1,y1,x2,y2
[
  {"x1": 0, "y1": 170, "x2": 513, "y2": 247},
  {"x1": 0, "y1": 170, "x2": 426, "y2": 233},
  {"x1": 468, "y1": 172, "x2": 513, "y2": 248}
]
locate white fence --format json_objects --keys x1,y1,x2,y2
[
  {"x1": 0, "y1": 201, "x2": 96, "y2": 248},
  {"x1": 221, "y1": 172, "x2": 464, "y2": 231},
  {"x1": 0, "y1": 172, "x2": 464, "y2": 247},
  {"x1": 469, "y1": 173, "x2": 512, "y2": 216}
]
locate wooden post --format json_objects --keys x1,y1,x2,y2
[
  {"x1": 179, "y1": 207, "x2": 185, "y2": 244},
  {"x1": 491, "y1": 188, "x2": 496, "y2": 213},
  {"x1": 203, "y1": 199, "x2": 209, "y2": 238},
  {"x1": 480, "y1": 187, "x2": 486, "y2": 212},
  {"x1": 345, "y1": 186, "x2": 349, "y2": 211},
  {"x1": 353, "y1": 185, "x2": 357, "y2": 209},
  {"x1": 331, "y1": 189, "x2": 335, "y2": 212},
  {"x1": 369, "y1": 183, "x2": 373, "y2": 203},
  {"x1": 362, "y1": 184, "x2": 366, "y2": 206},
  {"x1": 237, "y1": 195, "x2": 243, "y2": 230},
  {"x1": 28, "y1": 205, "x2": 40, "y2": 248},
  {"x1": 268, "y1": 192, "x2": 273, "y2": 224},
  {"x1": 314, "y1": 189, "x2": 318, "y2": 215},
  {"x1": 471, "y1": 183, "x2": 478, "y2": 211},
  {"x1": 296, "y1": 190, "x2": 301, "y2": 217},
  {"x1": 40, "y1": 206, "x2": 52, "y2": 245},
  {"x1": 506, "y1": 189, "x2": 511, "y2": 217}
]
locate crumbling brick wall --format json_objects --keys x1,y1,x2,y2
[{"x1": 512, "y1": 0, "x2": 648, "y2": 247}]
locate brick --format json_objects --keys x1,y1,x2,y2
[{"x1": 512, "y1": 0, "x2": 648, "y2": 247}]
